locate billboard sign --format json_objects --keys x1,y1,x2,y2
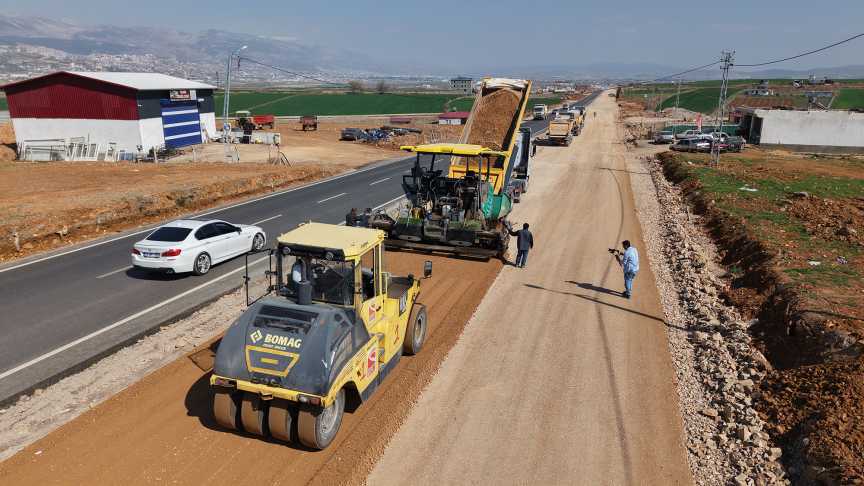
[{"x1": 169, "y1": 89, "x2": 196, "y2": 101}]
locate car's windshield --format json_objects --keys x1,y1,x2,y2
[
  {"x1": 146, "y1": 227, "x2": 192, "y2": 242},
  {"x1": 281, "y1": 255, "x2": 355, "y2": 306}
]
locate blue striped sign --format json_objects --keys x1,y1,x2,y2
[{"x1": 160, "y1": 101, "x2": 201, "y2": 148}]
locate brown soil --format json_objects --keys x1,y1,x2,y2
[
  {"x1": 0, "y1": 252, "x2": 502, "y2": 486},
  {"x1": 0, "y1": 118, "x2": 455, "y2": 264},
  {"x1": 466, "y1": 88, "x2": 520, "y2": 150},
  {"x1": 0, "y1": 162, "x2": 341, "y2": 263},
  {"x1": 659, "y1": 150, "x2": 864, "y2": 484}
]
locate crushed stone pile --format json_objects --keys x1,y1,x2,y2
[
  {"x1": 629, "y1": 153, "x2": 789, "y2": 485},
  {"x1": 466, "y1": 88, "x2": 520, "y2": 151}
]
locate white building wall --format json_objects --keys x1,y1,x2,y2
[
  {"x1": 757, "y1": 109, "x2": 864, "y2": 148},
  {"x1": 12, "y1": 118, "x2": 143, "y2": 153},
  {"x1": 138, "y1": 117, "x2": 165, "y2": 152},
  {"x1": 199, "y1": 112, "x2": 218, "y2": 141}
]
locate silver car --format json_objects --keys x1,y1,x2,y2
[
  {"x1": 671, "y1": 138, "x2": 711, "y2": 152},
  {"x1": 653, "y1": 130, "x2": 675, "y2": 144}
]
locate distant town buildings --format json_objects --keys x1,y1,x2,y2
[{"x1": 450, "y1": 76, "x2": 473, "y2": 94}]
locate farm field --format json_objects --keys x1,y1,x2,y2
[
  {"x1": 657, "y1": 87, "x2": 735, "y2": 113},
  {"x1": 832, "y1": 88, "x2": 864, "y2": 109},
  {"x1": 214, "y1": 91, "x2": 559, "y2": 116}
]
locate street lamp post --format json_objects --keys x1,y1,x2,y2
[{"x1": 223, "y1": 45, "x2": 247, "y2": 162}]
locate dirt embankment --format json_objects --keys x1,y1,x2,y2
[
  {"x1": 0, "y1": 253, "x2": 502, "y2": 485},
  {"x1": 658, "y1": 151, "x2": 864, "y2": 483},
  {"x1": 0, "y1": 162, "x2": 341, "y2": 263}
]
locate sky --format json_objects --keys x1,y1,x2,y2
[{"x1": 3, "y1": 0, "x2": 864, "y2": 73}]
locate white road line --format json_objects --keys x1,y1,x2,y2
[
  {"x1": 369, "y1": 177, "x2": 390, "y2": 186},
  {"x1": 251, "y1": 214, "x2": 282, "y2": 225},
  {"x1": 0, "y1": 158, "x2": 411, "y2": 275},
  {"x1": 95, "y1": 265, "x2": 132, "y2": 279},
  {"x1": 317, "y1": 193, "x2": 347, "y2": 204},
  {"x1": 0, "y1": 194, "x2": 409, "y2": 381},
  {"x1": 0, "y1": 255, "x2": 269, "y2": 381}
]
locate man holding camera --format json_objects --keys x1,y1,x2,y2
[{"x1": 610, "y1": 240, "x2": 639, "y2": 299}]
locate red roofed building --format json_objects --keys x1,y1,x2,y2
[{"x1": 438, "y1": 111, "x2": 470, "y2": 125}]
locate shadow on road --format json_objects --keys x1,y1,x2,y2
[
  {"x1": 523, "y1": 283, "x2": 687, "y2": 331},
  {"x1": 565, "y1": 280, "x2": 622, "y2": 297},
  {"x1": 125, "y1": 267, "x2": 188, "y2": 281}
]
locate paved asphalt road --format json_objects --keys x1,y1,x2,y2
[{"x1": 0, "y1": 92, "x2": 599, "y2": 403}]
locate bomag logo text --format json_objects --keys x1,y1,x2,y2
[{"x1": 264, "y1": 334, "x2": 302, "y2": 349}]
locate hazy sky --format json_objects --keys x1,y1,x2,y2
[{"x1": 3, "y1": 0, "x2": 863, "y2": 72}]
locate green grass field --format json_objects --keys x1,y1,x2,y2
[
  {"x1": 214, "y1": 91, "x2": 559, "y2": 117},
  {"x1": 832, "y1": 88, "x2": 864, "y2": 109},
  {"x1": 657, "y1": 87, "x2": 728, "y2": 114}
]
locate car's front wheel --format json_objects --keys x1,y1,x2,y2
[
  {"x1": 193, "y1": 252, "x2": 211, "y2": 276},
  {"x1": 251, "y1": 233, "x2": 265, "y2": 252}
]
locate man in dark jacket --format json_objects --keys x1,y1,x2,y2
[{"x1": 509, "y1": 223, "x2": 534, "y2": 268}]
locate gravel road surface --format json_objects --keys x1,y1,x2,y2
[{"x1": 368, "y1": 91, "x2": 693, "y2": 485}]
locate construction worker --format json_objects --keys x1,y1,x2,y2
[
  {"x1": 346, "y1": 208, "x2": 358, "y2": 227},
  {"x1": 613, "y1": 240, "x2": 639, "y2": 299},
  {"x1": 508, "y1": 223, "x2": 534, "y2": 269}
]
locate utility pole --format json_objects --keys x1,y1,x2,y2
[
  {"x1": 223, "y1": 45, "x2": 247, "y2": 163},
  {"x1": 675, "y1": 78, "x2": 681, "y2": 113},
  {"x1": 712, "y1": 50, "x2": 734, "y2": 166}
]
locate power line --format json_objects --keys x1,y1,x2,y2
[
  {"x1": 237, "y1": 56, "x2": 345, "y2": 86},
  {"x1": 736, "y1": 32, "x2": 864, "y2": 67},
  {"x1": 654, "y1": 61, "x2": 721, "y2": 81}
]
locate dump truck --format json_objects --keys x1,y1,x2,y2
[
  {"x1": 532, "y1": 104, "x2": 548, "y2": 120},
  {"x1": 508, "y1": 128, "x2": 532, "y2": 202},
  {"x1": 235, "y1": 110, "x2": 275, "y2": 130},
  {"x1": 367, "y1": 78, "x2": 533, "y2": 259},
  {"x1": 546, "y1": 118, "x2": 573, "y2": 145},
  {"x1": 210, "y1": 222, "x2": 431, "y2": 450}
]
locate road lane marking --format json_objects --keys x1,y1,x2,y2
[
  {"x1": 0, "y1": 157, "x2": 414, "y2": 275},
  {"x1": 95, "y1": 266, "x2": 132, "y2": 279},
  {"x1": 251, "y1": 214, "x2": 282, "y2": 225},
  {"x1": 317, "y1": 193, "x2": 347, "y2": 204},
  {"x1": 369, "y1": 177, "x2": 390, "y2": 186},
  {"x1": 0, "y1": 194, "x2": 408, "y2": 382},
  {"x1": 0, "y1": 255, "x2": 269, "y2": 382}
]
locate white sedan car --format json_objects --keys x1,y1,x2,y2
[{"x1": 131, "y1": 219, "x2": 266, "y2": 275}]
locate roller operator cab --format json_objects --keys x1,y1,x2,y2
[{"x1": 210, "y1": 222, "x2": 431, "y2": 450}]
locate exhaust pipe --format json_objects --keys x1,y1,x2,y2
[{"x1": 297, "y1": 280, "x2": 312, "y2": 306}]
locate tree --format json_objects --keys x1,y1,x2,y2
[
  {"x1": 375, "y1": 80, "x2": 389, "y2": 94},
  {"x1": 348, "y1": 80, "x2": 364, "y2": 94}
]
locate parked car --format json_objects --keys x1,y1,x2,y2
[
  {"x1": 132, "y1": 219, "x2": 266, "y2": 276},
  {"x1": 340, "y1": 128, "x2": 367, "y2": 141},
  {"x1": 705, "y1": 132, "x2": 746, "y2": 152},
  {"x1": 653, "y1": 130, "x2": 675, "y2": 144},
  {"x1": 671, "y1": 138, "x2": 711, "y2": 152},
  {"x1": 674, "y1": 129, "x2": 705, "y2": 140}
]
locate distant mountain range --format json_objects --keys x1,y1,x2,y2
[
  {"x1": 0, "y1": 14, "x2": 382, "y2": 85},
  {"x1": 1, "y1": 14, "x2": 862, "y2": 84}
]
